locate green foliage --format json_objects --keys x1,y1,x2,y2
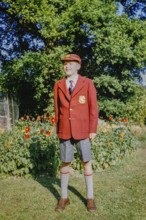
[
  {"x1": 0, "y1": 116, "x2": 60, "y2": 176},
  {"x1": 0, "y1": 49, "x2": 68, "y2": 115},
  {"x1": 95, "y1": 80, "x2": 146, "y2": 124},
  {"x1": 126, "y1": 85, "x2": 146, "y2": 125},
  {"x1": 0, "y1": 117, "x2": 136, "y2": 177},
  {"x1": 91, "y1": 123, "x2": 136, "y2": 170},
  {"x1": 1, "y1": 0, "x2": 146, "y2": 122}
]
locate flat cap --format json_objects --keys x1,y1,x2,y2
[{"x1": 61, "y1": 54, "x2": 81, "y2": 64}]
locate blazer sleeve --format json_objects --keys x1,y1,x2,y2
[
  {"x1": 53, "y1": 82, "x2": 59, "y2": 133},
  {"x1": 88, "y1": 79, "x2": 98, "y2": 133}
]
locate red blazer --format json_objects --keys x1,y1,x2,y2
[{"x1": 54, "y1": 75, "x2": 98, "y2": 140}]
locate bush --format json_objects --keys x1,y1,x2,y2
[
  {"x1": 0, "y1": 115, "x2": 60, "y2": 177},
  {"x1": 95, "y1": 77, "x2": 146, "y2": 125},
  {"x1": 92, "y1": 123, "x2": 136, "y2": 170},
  {"x1": 0, "y1": 115, "x2": 136, "y2": 177}
]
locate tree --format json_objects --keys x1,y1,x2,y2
[
  {"x1": 0, "y1": 0, "x2": 146, "y2": 122},
  {"x1": 0, "y1": 1, "x2": 45, "y2": 62}
]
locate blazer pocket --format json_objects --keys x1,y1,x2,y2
[
  {"x1": 58, "y1": 119, "x2": 69, "y2": 133},
  {"x1": 81, "y1": 120, "x2": 89, "y2": 132}
]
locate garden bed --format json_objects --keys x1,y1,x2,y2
[{"x1": 0, "y1": 115, "x2": 139, "y2": 177}]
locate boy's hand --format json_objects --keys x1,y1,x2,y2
[{"x1": 89, "y1": 133, "x2": 96, "y2": 141}]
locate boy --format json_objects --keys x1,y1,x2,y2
[{"x1": 54, "y1": 54, "x2": 98, "y2": 212}]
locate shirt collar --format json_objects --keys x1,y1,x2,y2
[{"x1": 66, "y1": 74, "x2": 79, "y2": 84}]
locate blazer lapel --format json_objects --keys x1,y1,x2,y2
[
  {"x1": 58, "y1": 78, "x2": 70, "y2": 101},
  {"x1": 72, "y1": 75, "x2": 85, "y2": 97},
  {"x1": 57, "y1": 75, "x2": 85, "y2": 100}
]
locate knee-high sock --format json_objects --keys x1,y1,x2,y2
[
  {"x1": 83, "y1": 161, "x2": 94, "y2": 199},
  {"x1": 60, "y1": 173, "x2": 70, "y2": 198},
  {"x1": 60, "y1": 163, "x2": 70, "y2": 198},
  {"x1": 84, "y1": 173, "x2": 94, "y2": 199}
]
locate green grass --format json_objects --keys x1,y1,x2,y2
[{"x1": 0, "y1": 137, "x2": 146, "y2": 220}]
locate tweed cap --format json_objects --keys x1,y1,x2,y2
[{"x1": 61, "y1": 54, "x2": 81, "y2": 64}]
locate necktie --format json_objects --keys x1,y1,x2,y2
[{"x1": 69, "y1": 80, "x2": 74, "y2": 95}]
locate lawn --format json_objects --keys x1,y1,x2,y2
[{"x1": 0, "y1": 133, "x2": 146, "y2": 220}]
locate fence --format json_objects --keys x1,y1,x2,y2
[{"x1": 0, "y1": 93, "x2": 19, "y2": 130}]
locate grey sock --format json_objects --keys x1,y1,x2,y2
[
  {"x1": 61, "y1": 173, "x2": 70, "y2": 198},
  {"x1": 84, "y1": 175, "x2": 94, "y2": 199}
]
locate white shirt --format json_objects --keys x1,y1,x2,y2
[{"x1": 66, "y1": 74, "x2": 79, "y2": 89}]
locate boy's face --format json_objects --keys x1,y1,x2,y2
[{"x1": 63, "y1": 61, "x2": 81, "y2": 77}]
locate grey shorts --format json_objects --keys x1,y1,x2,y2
[{"x1": 59, "y1": 138, "x2": 92, "y2": 163}]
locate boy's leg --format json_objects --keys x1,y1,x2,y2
[
  {"x1": 55, "y1": 139, "x2": 74, "y2": 212},
  {"x1": 82, "y1": 161, "x2": 96, "y2": 212},
  {"x1": 59, "y1": 138, "x2": 74, "y2": 198},
  {"x1": 60, "y1": 162, "x2": 71, "y2": 199},
  {"x1": 55, "y1": 162, "x2": 71, "y2": 211},
  {"x1": 82, "y1": 161, "x2": 94, "y2": 199},
  {"x1": 77, "y1": 138, "x2": 96, "y2": 211}
]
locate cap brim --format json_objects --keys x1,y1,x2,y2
[{"x1": 61, "y1": 58, "x2": 81, "y2": 64}]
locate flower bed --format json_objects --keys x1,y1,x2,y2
[{"x1": 0, "y1": 115, "x2": 136, "y2": 177}]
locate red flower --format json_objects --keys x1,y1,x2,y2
[
  {"x1": 115, "y1": 118, "x2": 120, "y2": 122},
  {"x1": 24, "y1": 134, "x2": 30, "y2": 139},
  {"x1": 122, "y1": 118, "x2": 128, "y2": 123},
  {"x1": 108, "y1": 115, "x2": 113, "y2": 121},
  {"x1": 50, "y1": 117, "x2": 56, "y2": 124},
  {"x1": 25, "y1": 126, "x2": 30, "y2": 132},
  {"x1": 46, "y1": 131, "x2": 51, "y2": 137}
]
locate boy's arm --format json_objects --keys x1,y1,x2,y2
[
  {"x1": 88, "y1": 80, "x2": 98, "y2": 138},
  {"x1": 53, "y1": 82, "x2": 59, "y2": 133}
]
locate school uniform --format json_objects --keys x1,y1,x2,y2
[
  {"x1": 54, "y1": 74, "x2": 98, "y2": 162},
  {"x1": 54, "y1": 74, "x2": 98, "y2": 140},
  {"x1": 54, "y1": 54, "x2": 97, "y2": 212}
]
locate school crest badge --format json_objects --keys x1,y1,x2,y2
[
  {"x1": 79, "y1": 95, "x2": 86, "y2": 104},
  {"x1": 65, "y1": 54, "x2": 70, "y2": 58}
]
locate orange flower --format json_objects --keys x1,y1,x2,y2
[
  {"x1": 50, "y1": 117, "x2": 56, "y2": 124},
  {"x1": 25, "y1": 126, "x2": 30, "y2": 132},
  {"x1": 45, "y1": 115, "x2": 49, "y2": 120},
  {"x1": 122, "y1": 118, "x2": 128, "y2": 123},
  {"x1": 26, "y1": 115, "x2": 30, "y2": 121},
  {"x1": 20, "y1": 117, "x2": 24, "y2": 121},
  {"x1": 40, "y1": 129, "x2": 44, "y2": 134},
  {"x1": 24, "y1": 134, "x2": 30, "y2": 139},
  {"x1": 115, "y1": 118, "x2": 120, "y2": 122},
  {"x1": 108, "y1": 115, "x2": 113, "y2": 121},
  {"x1": 46, "y1": 131, "x2": 51, "y2": 137}
]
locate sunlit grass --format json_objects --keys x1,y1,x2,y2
[{"x1": 0, "y1": 133, "x2": 146, "y2": 220}]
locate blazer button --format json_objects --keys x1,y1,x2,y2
[
  {"x1": 70, "y1": 108, "x2": 73, "y2": 111},
  {"x1": 69, "y1": 118, "x2": 71, "y2": 120}
]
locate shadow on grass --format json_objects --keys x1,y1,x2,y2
[
  {"x1": 36, "y1": 175, "x2": 86, "y2": 206},
  {"x1": 29, "y1": 138, "x2": 86, "y2": 206}
]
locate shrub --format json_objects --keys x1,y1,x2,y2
[
  {"x1": 96, "y1": 78, "x2": 146, "y2": 125},
  {"x1": 72, "y1": 118, "x2": 136, "y2": 171},
  {"x1": 0, "y1": 115, "x2": 136, "y2": 177},
  {"x1": 92, "y1": 123, "x2": 136, "y2": 170},
  {"x1": 0, "y1": 115, "x2": 60, "y2": 177}
]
